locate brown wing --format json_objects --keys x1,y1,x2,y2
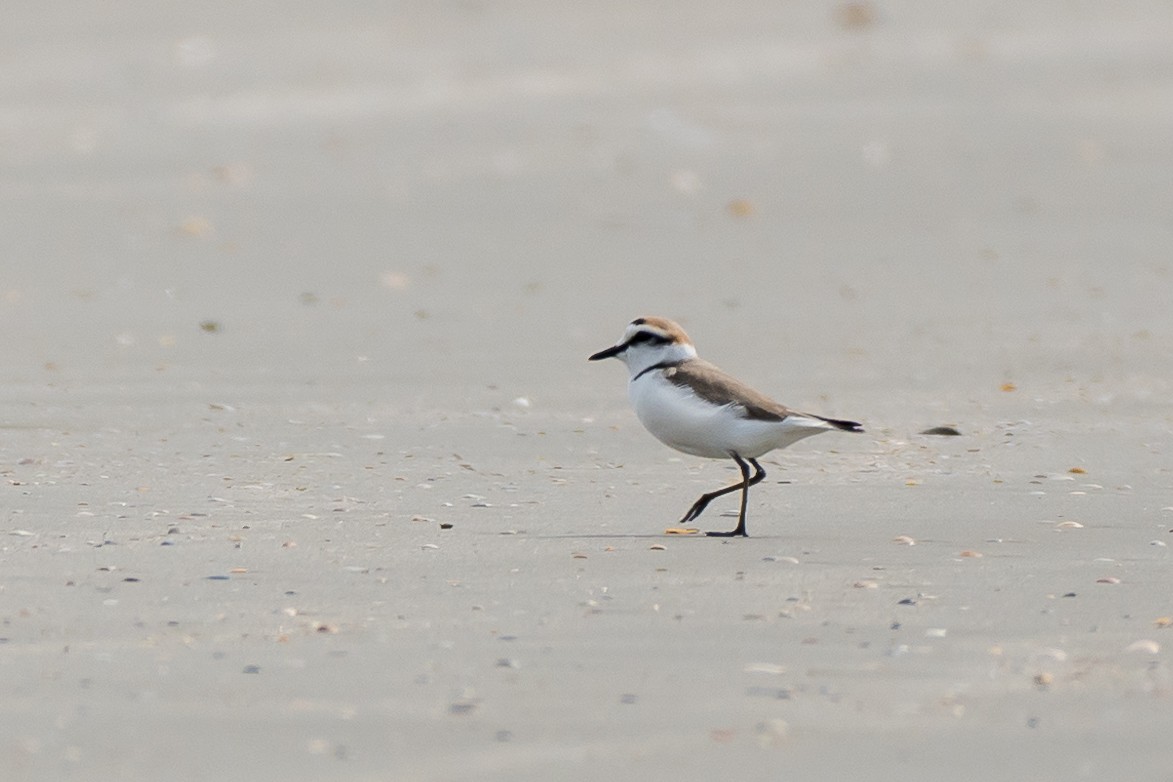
[{"x1": 662, "y1": 359, "x2": 793, "y2": 422}]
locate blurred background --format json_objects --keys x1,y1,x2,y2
[
  {"x1": 3, "y1": 1, "x2": 1171, "y2": 414},
  {"x1": 2, "y1": 9, "x2": 1172, "y2": 776}
]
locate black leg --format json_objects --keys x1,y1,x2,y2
[
  {"x1": 704, "y1": 454, "x2": 758, "y2": 537},
  {"x1": 678, "y1": 478, "x2": 744, "y2": 524},
  {"x1": 680, "y1": 455, "x2": 765, "y2": 525},
  {"x1": 675, "y1": 454, "x2": 764, "y2": 537}
]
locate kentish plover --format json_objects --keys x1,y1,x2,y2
[{"x1": 590, "y1": 316, "x2": 862, "y2": 537}]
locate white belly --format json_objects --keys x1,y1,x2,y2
[{"x1": 628, "y1": 374, "x2": 829, "y2": 459}]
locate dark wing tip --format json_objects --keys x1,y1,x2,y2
[{"x1": 821, "y1": 416, "x2": 864, "y2": 433}]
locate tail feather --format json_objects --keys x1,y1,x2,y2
[{"x1": 815, "y1": 415, "x2": 864, "y2": 433}]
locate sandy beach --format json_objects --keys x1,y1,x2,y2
[{"x1": 3, "y1": 2, "x2": 1173, "y2": 779}]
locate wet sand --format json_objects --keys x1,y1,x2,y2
[{"x1": 2, "y1": 2, "x2": 1172, "y2": 779}]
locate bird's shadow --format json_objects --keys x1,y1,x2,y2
[{"x1": 520, "y1": 532, "x2": 781, "y2": 540}]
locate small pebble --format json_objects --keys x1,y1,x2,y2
[
  {"x1": 892, "y1": 535, "x2": 916, "y2": 546},
  {"x1": 725, "y1": 197, "x2": 756, "y2": 217},
  {"x1": 1125, "y1": 639, "x2": 1160, "y2": 654},
  {"x1": 754, "y1": 718, "x2": 790, "y2": 747},
  {"x1": 920, "y1": 426, "x2": 961, "y2": 436}
]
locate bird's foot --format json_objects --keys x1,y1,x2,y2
[
  {"x1": 679, "y1": 502, "x2": 709, "y2": 524},
  {"x1": 705, "y1": 528, "x2": 747, "y2": 538}
]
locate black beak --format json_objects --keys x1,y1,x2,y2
[{"x1": 588, "y1": 343, "x2": 625, "y2": 361}]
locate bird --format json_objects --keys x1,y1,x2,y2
[{"x1": 589, "y1": 316, "x2": 862, "y2": 537}]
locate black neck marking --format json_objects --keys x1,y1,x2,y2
[{"x1": 633, "y1": 360, "x2": 683, "y2": 381}]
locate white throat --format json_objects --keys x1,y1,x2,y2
[{"x1": 621, "y1": 342, "x2": 697, "y2": 379}]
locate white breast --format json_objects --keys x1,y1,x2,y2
[{"x1": 628, "y1": 371, "x2": 831, "y2": 459}]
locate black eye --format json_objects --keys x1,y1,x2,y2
[{"x1": 628, "y1": 331, "x2": 669, "y2": 346}]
